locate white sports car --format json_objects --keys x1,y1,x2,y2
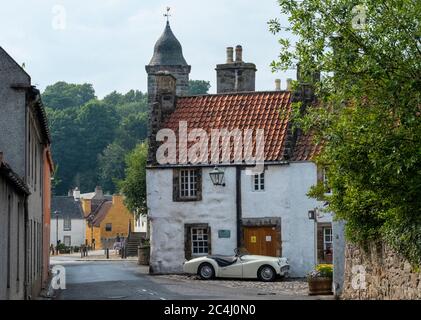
[{"x1": 183, "y1": 249, "x2": 289, "y2": 282}]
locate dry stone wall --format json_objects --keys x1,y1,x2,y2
[{"x1": 342, "y1": 242, "x2": 421, "y2": 299}]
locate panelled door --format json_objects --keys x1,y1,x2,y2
[{"x1": 243, "y1": 226, "x2": 279, "y2": 257}]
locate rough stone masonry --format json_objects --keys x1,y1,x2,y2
[{"x1": 342, "y1": 242, "x2": 421, "y2": 299}]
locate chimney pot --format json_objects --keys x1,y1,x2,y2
[
  {"x1": 226, "y1": 47, "x2": 234, "y2": 63},
  {"x1": 287, "y1": 78, "x2": 293, "y2": 91},
  {"x1": 235, "y1": 45, "x2": 243, "y2": 62},
  {"x1": 275, "y1": 79, "x2": 281, "y2": 91}
]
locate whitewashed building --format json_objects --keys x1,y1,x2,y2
[
  {"x1": 50, "y1": 196, "x2": 86, "y2": 247},
  {"x1": 145, "y1": 22, "x2": 333, "y2": 277}
]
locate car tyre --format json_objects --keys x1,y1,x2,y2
[
  {"x1": 257, "y1": 265, "x2": 276, "y2": 282},
  {"x1": 198, "y1": 263, "x2": 215, "y2": 280}
]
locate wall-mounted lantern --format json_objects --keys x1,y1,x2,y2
[{"x1": 209, "y1": 166, "x2": 225, "y2": 186}]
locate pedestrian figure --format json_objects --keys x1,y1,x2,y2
[{"x1": 50, "y1": 244, "x2": 55, "y2": 255}]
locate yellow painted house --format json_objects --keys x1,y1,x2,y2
[{"x1": 82, "y1": 195, "x2": 134, "y2": 249}]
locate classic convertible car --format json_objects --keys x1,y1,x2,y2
[{"x1": 183, "y1": 249, "x2": 289, "y2": 282}]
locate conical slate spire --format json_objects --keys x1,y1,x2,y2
[{"x1": 148, "y1": 21, "x2": 188, "y2": 66}]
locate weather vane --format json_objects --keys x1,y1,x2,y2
[{"x1": 164, "y1": 7, "x2": 171, "y2": 22}]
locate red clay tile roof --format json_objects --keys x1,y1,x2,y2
[
  {"x1": 160, "y1": 91, "x2": 320, "y2": 164},
  {"x1": 88, "y1": 200, "x2": 112, "y2": 227},
  {"x1": 291, "y1": 130, "x2": 323, "y2": 161}
]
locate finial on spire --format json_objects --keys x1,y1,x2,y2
[{"x1": 164, "y1": 7, "x2": 171, "y2": 23}]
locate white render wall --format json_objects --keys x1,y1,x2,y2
[
  {"x1": 241, "y1": 162, "x2": 326, "y2": 276},
  {"x1": 147, "y1": 162, "x2": 331, "y2": 276},
  {"x1": 50, "y1": 218, "x2": 86, "y2": 247},
  {"x1": 147, "y1": 167, "x2": 238, "y2": 273}
]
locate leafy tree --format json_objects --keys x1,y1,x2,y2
[
  {"x1": 114, "y1": 113, "x2": 148, "y2": 151},
  {"x1": 43, "y1": 82, "x2": 96, "y2": 109},
  {"x1": 98, "y1": 143, "x2": 127, "y2": 194},
  {"x1": 76, "y1": 100, "x2": 119, "y2": 192},
  {"x1": 269, "y1": 0, "x2": 421, "y2": 264},
  {"x1": 188, "y1": 80, "x2": 211, "y2": 95},
  {"x1": 119, "y1": 142, "x2": 148, "y2": 216},
  {"x1": 46, "y1": 106, "x2": 82, "y2": 195}
]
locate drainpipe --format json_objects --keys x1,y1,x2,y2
[
  {"x1": 235, "y1": 167, "x2": 242, "y2": 248},
  {"x1": 24, "y1": 196, "x2": 29, "y2": 300}
]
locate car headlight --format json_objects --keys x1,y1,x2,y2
[
  {"x1": 280, "y1": 265, "x2": 290, "y2": 273},
  {"x1": 278, "y1": 257, "x2": 288, "y2": 265}
]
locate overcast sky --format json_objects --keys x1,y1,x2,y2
[{"x1": 0, "y1": 0, "x2": 296, "y2": 97}]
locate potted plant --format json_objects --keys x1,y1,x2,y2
[
  {"x1": 138, "y1": 239, "x2": 150, "y2": 265},
  {"x1": 307, "y1": 264, "x2": 333, "y2": 295}
]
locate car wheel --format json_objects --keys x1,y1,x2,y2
[
  {"x1": 258, "y1": 265, "x2": 276, "y2": 282},
  {"x1": 198, "y1": 263, "x2": 215, "y2": 280}
]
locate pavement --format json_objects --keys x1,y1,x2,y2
[
  {"x1": 51, "y1": 250, "x2": 138, "y2": 261},
  {"x1": 50, "y1": 256, "x2": 333, "y2": 300}
]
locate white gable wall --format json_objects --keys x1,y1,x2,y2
[
  {"x1": 242, "y1": 162, "x2": 324, "y2": 276},
  {"x1": 147, "y1": 167, "x2": 238, "y2": 273}
]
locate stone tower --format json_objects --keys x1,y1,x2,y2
[{"x1": 145, "y1": 21, "x2": 191, "y2": 100}]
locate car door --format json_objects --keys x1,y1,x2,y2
[{"x1": 218, "y1": 259, "x2": 243, "y2": 278}]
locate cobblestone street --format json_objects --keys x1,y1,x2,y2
[{"x1": 154, "y1": 274, "x2": 312, "y2": 297}]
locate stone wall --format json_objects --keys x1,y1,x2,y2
[{"x1": 342, "y1": 242, "x2": 421, "y2": 299}]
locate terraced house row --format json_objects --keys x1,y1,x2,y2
[{"x1": 0, "y1": 46, "x2": 53, "y2": 300}]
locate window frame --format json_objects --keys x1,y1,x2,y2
[
  {"x1": 63, "y1": 215, "x2": 72, "y2": 231},
  {"x1": 173, "y1": 168, "x2": 202, "y2": 202},
  {"x1": 184, "y1": 223, "x2": 211, "y2": 260},
  {"x1": 252, "y1": 172, "x2": 265, "y2": 192},
  {"x1": 323, "y1": 227, "x2": 333, "y2": 251},
  {"x1": 179, "y1": 169, "x2": 198, "y2": 199},
  {"x1": 191, "y1": 227, "x2": 209, "y2": 256},
  {"x1": 105, "y1": 223, "x2": 112, "y2": 232},
  {"x1": 63, "y1": 235, "x2": 71, "y2": 247}
]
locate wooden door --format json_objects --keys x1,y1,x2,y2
[{"x1": 243, "y1": 226, "x2": 279, "y2": 257}]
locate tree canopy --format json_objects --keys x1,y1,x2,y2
[
  {"x1": 44, "y1": 82, "x2": 149, "y2": 195},
  {"x1": 44, "y1": 79, "x2": 210, "y2": 196},
  {"x1": 188, "y1": 80, "x2": 211, "y2": 95},
  {"x1": 43, "y1": 82, "x2": 96, "y2": 109},
  {"x1": 269, "y1": 0, "x2": 421, "y2": 264},
  {"x1": 118, "y1": 142, "x2": 148, "y2": 216}
]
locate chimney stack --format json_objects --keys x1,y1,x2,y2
[
  {"x1": 73, "y1": 187, "x2": 80, "y2": 200},
  {"x1": 95, "y1": 186, "x2": 103, "y2": 199},
  {"x1": 235, "y1": 45, "x2": 243, "y2": 62},
  {"x1": 226, "y1": 47, "x2": 234, "y2": 63},
  {"x1": 275, "y1": 79, "x2": 281, "y2": 91},
  {"x1": 286, "y1": 78, "x2": 293, "y2": 91},
  {"x1": 216, "y1": 45, "x2": 256, "y2": 93},
  {"x1": 148, "y1": 71, "x2": 177, "y2": 164}
]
